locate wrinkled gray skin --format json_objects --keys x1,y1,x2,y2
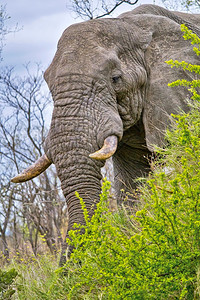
[{"x1": 43, "y1": 4, "x2": 200, "y2": 264}]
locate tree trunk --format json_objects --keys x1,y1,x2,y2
[{"x1": 1, "y1": 233, "x2": 9, "y2": 263}]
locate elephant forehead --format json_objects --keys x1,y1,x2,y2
[
  {"x1": 44, "y1": 18, "x2": 145, "y2": 86},
  {"x1": 56, "y1": 19, "x2": 132, "y2": 62},
  {"x1": 53, "y1": 42, "x2": 121, "y2": 80},
  {"x1": 60, "y1": 19, "x2": 115, "y2": 44},
  {"x1": 58, "y1": 25, "x2": 102, "y2": 54},
  {"x1": 58, "y1": 18, "x2": 146, "y2": 53},
  {"x1": 61, "y1": 47, "x2": 119, "y2": 69}
]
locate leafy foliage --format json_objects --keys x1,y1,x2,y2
[
  {"x1": 166, "y1": 24, "x2": 200, "y2": 101},
  {"x1": 0, "y1": 268, "x2": 18, "y2": 299}
]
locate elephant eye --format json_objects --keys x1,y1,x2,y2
[{"x1": 112, "y1": 75, "x2": 121, "y2": 84}]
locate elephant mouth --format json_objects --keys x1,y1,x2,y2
[{"x1": 10, "y1": 135, "x2": 118, "y2": 183}]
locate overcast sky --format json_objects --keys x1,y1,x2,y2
[
  {"x1": 2, "y1": 0, "x2": 79, "y2": 72},
  {"x1": 1, "y1": 0, "x2": 161, "y2": 74}
]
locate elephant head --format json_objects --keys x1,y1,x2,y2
[{"x1": 11, "y1": 5, "x2": 200, "y2": 262}]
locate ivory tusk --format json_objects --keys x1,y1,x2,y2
[
  {"x1": 89, "y1": 135, "x2": 118, "y2": 160},
  {"x1": 11, "y1": 154, "x2": 52, "y2": 183}
]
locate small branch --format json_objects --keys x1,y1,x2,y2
[
  {"x1": 96, "y1": 0, "x2": 139, "y2": 19},
  {"x1": 70, "y1": 0, "x2": 139, "y2": 20}
]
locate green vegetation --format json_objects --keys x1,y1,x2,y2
[
  {"x1": 2, "y1": 25, "x2": 200, "y2": 300},
  {"x1": 166, "y1": 24, "x2": 200, "y2": 101},
  {"x1": 0, "y1": 268, "x2": 18, "y2": 299}
]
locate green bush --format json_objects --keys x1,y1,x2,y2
[
  {"x1": 166, "y1": 24, "x2": 200, "y2": 101},
  {"x1": 0, "y1": 268, "x2": 18, "y2": 299}
]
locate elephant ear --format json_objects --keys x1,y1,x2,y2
[{"x1": 124, "y1": 12, "x2": 199, "y2": 151}]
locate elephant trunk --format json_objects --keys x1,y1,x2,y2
[
  {"x1": 47, "y1": 85, "x2": 116, "y2": 262},
  {"x1": 54, "y1": 147, "x2": 103, "y2": 264},
  {"x1": 11, "y1": 79, "x2": 123, "y2": 264}
]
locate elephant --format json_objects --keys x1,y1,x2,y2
[{"x1": 11, "y1": 4, "x2": 200, "y2": 264}]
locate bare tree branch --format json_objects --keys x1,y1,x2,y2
[
  {"x1": 69, "y1": 0, "x2": 139, "y2": 20},
  {"x1": 0, "y1": 64, "x2": 66, "y2": 260},
  {"x1": 161, "y1": 0, "x2": 199, "y2": 11},
  {"x1": 96, "y1": 0, "x2": 139, "y2": 19}
]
